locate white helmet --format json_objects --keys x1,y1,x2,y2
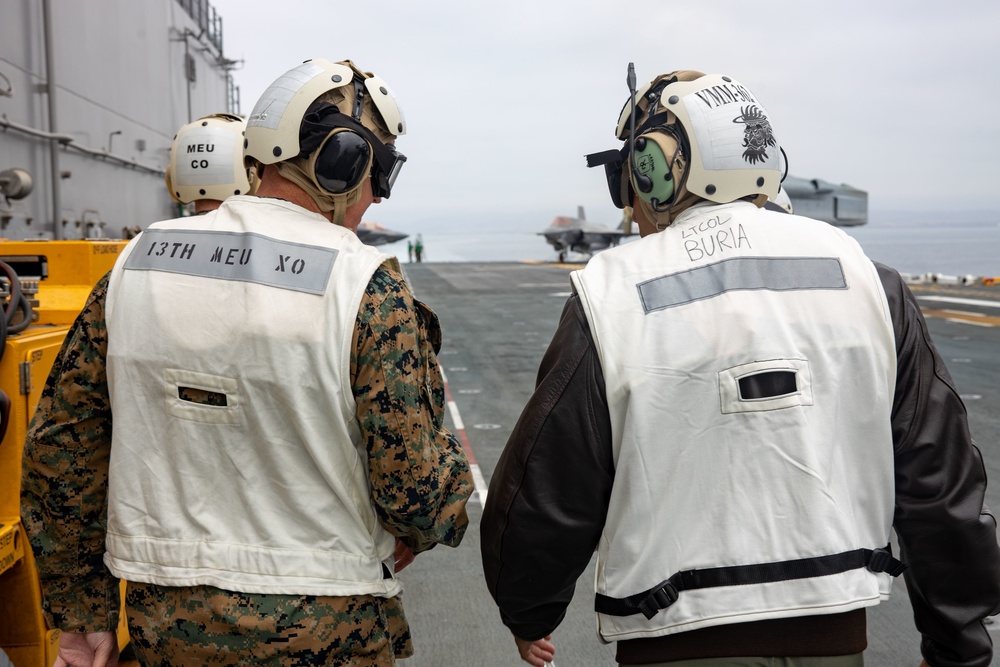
[
  {"x1": 166, "y1": 113, "x2": 253, "y2": 204},
  {"x1": 771, "y1": 186, "x2": 793, "y2": 214},
  {"x1": 244, "y1": 59, "x2": 406, "y2": 206},
  {"x1": 245, "y1": 59, "x2": 404, "y2": 162},
  {"x1": 589, "y1": 68, "x2": 784, "y2": 228}
]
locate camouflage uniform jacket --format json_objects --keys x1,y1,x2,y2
[{"x1": 21, "y1": 263, "x2": 473, "y2": 637}]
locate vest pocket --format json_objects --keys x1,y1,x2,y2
[
  {"x1": 719, "y1": 358, "x2": 813, "y2": 414},
  {"x1": 178, "y1": 386, "x2": 228, "y2": 406},
  {"x1": 164, "y1": 368, "x2": 241, "y2": 424}
]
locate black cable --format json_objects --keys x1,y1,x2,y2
[
  {"x1": 7, "y1": 292, "x2": 32, "y2": 334},
  {"x1": 0, "y1": 264, "x2": 38, "y2": 444},
  {"x1": 0, "y1": 260, "x2": 15, "y2": 365},
  {"x1": 0, "y1": 260, "x2": 11, "y2": 443},
  {"x1": 0, "y1": 260, "x2": 21, "y2": 325},
  {"x1": 0, "y1": 284, "x2": 6, "y2": 365},
  {"x1": 0, "y1": 387, "x2": 9, "y2": 444},
  {"x1": 0, "y1": 260, "x2": 32, "y2": 334}
]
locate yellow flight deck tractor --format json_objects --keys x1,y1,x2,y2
[{"x1": 0, "y1": 240, "x2": 130, "y2": 666}]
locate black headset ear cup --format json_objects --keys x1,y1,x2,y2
[{"x1": 312, "y1": 130, "x2": 372, "y2": 194}]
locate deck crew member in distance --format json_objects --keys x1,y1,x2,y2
[
  {"x1": 22, "y1": 57, "x2": 473, "y2": 666},
  {"x1": 481, "y1": 66, "x2": 1000, "y2": 667}
]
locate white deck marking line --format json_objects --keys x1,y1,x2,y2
[
  {"x1": 447, "y1": 400, "x2": 465, "y2": 431},
  {"x1": 945, "y1": 318, "x2": 994, "y2": 327},
  {"x1": 441, "y1": 368, "x2": 488, "y2": 509},
  {"x1": 919, "y1": 296, "x2": 1000, "y2": 309}
]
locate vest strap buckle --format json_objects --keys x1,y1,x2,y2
[
  {"x1": 865, "y1": 547, "x2": 908, "y2": 576},
  {"x1": 636, "y1": 579, "x2": 679, "y2": 620}
]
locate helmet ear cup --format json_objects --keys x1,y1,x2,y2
[
  {"x1": 311, "y1": 129, "x2": 372, "y2": 195},
  {"x1": 245, "y1": 163, "x2": 261, "y2": 196},
  {"x1": 632, "y1": 137, "x2": 655, "y2": 196},
  {"x1": 630, "y1": 132, "x2": 677, "y2": 206}
]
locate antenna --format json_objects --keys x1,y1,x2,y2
[{"x1": 627, "y1": 63, "x2": 653, "y2": 196}]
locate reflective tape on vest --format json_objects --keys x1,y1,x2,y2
[
  {"x1": 125, "y1": 228, "x2": 338, "y2": 295},
  {"x1": 637, "y1": 257, "x2": 847, "y2": 313}
]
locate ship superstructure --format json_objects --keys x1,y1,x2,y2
[
  {"x1": 1, "y1": 0, "x2": 238, "y2": 240},
  {"x1": 2, "y1": 3, "x2": 237, "y2": 664}
]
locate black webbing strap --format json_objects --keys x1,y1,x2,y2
[
  {"x1": 595, "y1": 545, "x2": 907, "y2": 620},
  {"x1": 635, "y1": 111, "x2": 671, "y2": 136},
  {"x1": 585, "y1": 149, "x2": 623, "y2": 168}
]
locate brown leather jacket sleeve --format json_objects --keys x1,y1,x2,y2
[
  {"x1": 877, "y1": 263, "x2": 1000, "y2": 667},
  {"x1": 481, "y1": 294, "x2": 614, "y2": 641}
]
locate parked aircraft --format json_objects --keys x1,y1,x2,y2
[
  {"x1": 357, "y1": 221, "x2": 408, "y2": 246},
  {"x1": 541, "y1": 172, "x2": 865, "y2": 262},
  {"x1": 539, "y1": 206, "x2": 625, "y2": 262},
  {"x1": 782, "y1": 175, "x2": 867, "y2": 226}
]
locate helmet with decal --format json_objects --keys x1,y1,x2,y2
[
  {"x1": 588, "y1": 67, "x2": 785, "y2": 229},
  {"x1": 166, "y1": 113, "x2": 255, "y2": 205},
  {"x1": 244, "y1": 58, "x2": 407, "y2": 227}
]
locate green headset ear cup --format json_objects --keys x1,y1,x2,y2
[{"x1": 632, "y1": 136, "x2": 675, "y2": 204}]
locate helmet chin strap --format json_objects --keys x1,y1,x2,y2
[{"x1": 275, "y1": 159, "x2": 363, "y2": 227}]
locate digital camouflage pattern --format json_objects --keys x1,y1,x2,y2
[
  {"x1": 353, "y1": 267, "x2": 471, "y2": 554},
  {"x1": 125, "y1": 583, "x2": 411, "y2": 665},
  {"x1": 20, "y1": 272, "x2": 120, "y2": 632},
  {"x1": 21, "y1": 262, "x2": 473, "y2": 662}
]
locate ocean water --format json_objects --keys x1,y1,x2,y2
[
  {"x1": 384, "y1": 221, "x2": 1000, "y2": 279},
  {"x1": 840, "y1": 223, "x2": 1000, "y2": 279}
]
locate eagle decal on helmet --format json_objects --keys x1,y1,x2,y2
[{"x1": 733, "y1": 105, "x2": 776, "y2": 165}]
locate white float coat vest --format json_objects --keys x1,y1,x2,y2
[
  {"x1": 104, "y1": 195, "x2": 400, "y2": 597},
  {"x1": 571, "y1": 201, "x2": 898, "y2": 642}
]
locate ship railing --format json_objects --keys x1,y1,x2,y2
[{"x1": 175, "y1": 0, "x2": 224, "y2": 53}]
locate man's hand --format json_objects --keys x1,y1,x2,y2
[
  {"x1": 393, "y1": 539, "x2": 415, "y2": 573},
  {"x1": 54, "y1": 631, "x2": 119, "y2": 667},
  {"x1": 514, "y1": 634, "x2": 555, "y2": 667}
]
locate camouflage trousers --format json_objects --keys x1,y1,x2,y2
[{"x1": 125, "y1": 582, "x2": 413, "y2": 666}]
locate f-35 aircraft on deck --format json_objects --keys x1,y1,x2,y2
[
  {"x1": 356, "y1": 221, "x2": 408, "y2": 246},
  {"x1": 539, "y1": 206, "x2": 625, "y2": 262},
  {"x1": 541, "y1": 174, "x2": 866, "y2": 262}
]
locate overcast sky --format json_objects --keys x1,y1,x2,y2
[{"x1": 210, "y1": 0, "x2": 1000, "y2": 233}]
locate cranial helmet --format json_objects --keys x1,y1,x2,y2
[
  {"x1": 243, "y1": 58, "x2": 406, "y2": 226},
  {"x1": 165, "y1": 113, "x2": 255, "y2": 204},
  {"x1": 769, "y1": 186, "x2": 794, "y2": 214},
  {"x1": 587, "y1": 67, "x2": 785, "y2": 229}
]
